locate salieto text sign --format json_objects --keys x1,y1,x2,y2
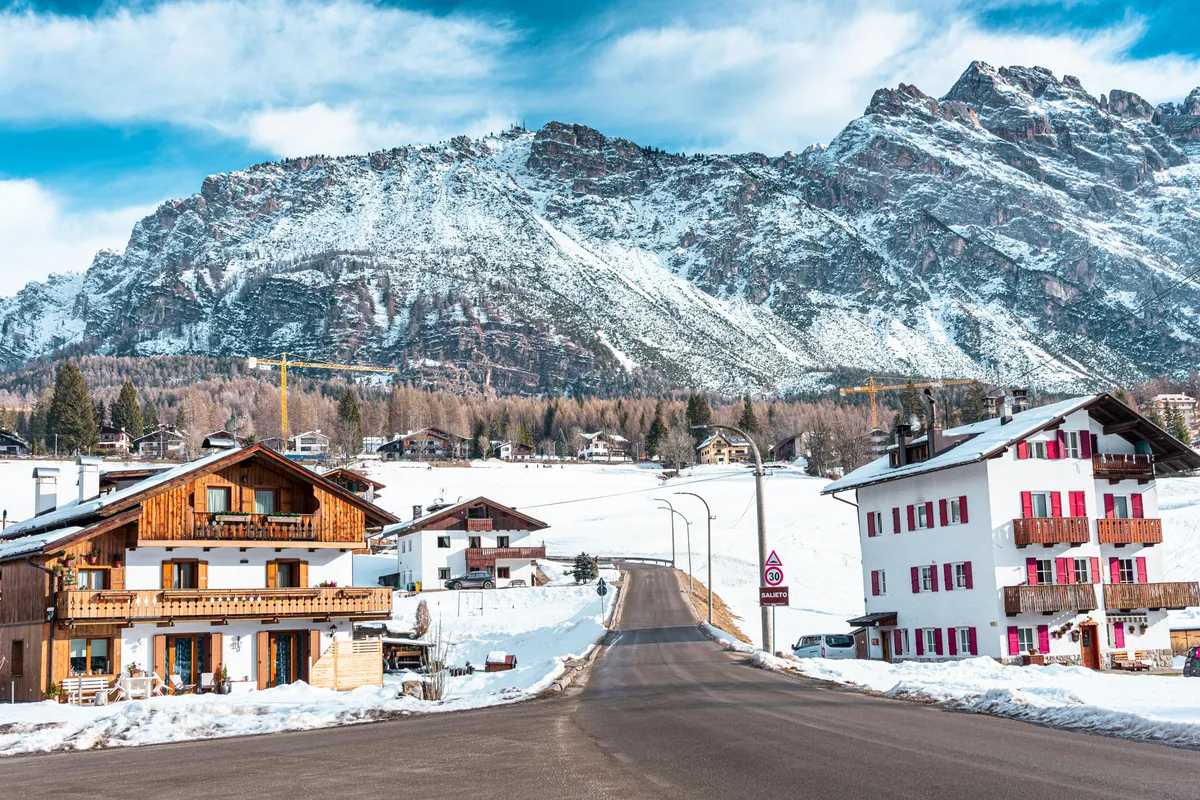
[{"x1": 759, "y1": 586, "x2": 789, "y2": 606}]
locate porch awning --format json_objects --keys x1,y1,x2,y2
[{"x1": 846, "y1": 612, "x2": 897, "y2": 628}]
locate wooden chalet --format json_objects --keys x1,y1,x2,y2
[
  {"x1": 0, "y1": 445, "x2": 398, "y2": 702},
  {"x1": 377, "y1": 427, "x2": 469, "y2": 461},
  {"x1": 133, "y1": 426, "x2": 187, "y2": 460},
  {"x1": 319, "y1": 467, "x2": 385, "y2": 500},
  {"x1": 0, "y1": 429, "x2": 30, "y2": 456}
]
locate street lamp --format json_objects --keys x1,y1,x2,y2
[
  {"x1": 675, "y1": 491, "x2": 714, "y2": 626},
  {"x1": 657, "y1": 504, "x2": 692, "y2": 593},
  {"x1": 695, "y1": 422, "x2": 772, "y2": 654},
  {"x1": 651, "y1": 497, "x2": 678, "y2": 568}
]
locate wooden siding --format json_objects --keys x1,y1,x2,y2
[
  {"x1": 1171, "y1": 628, "x2": 1200, "y2": 657},
  {"x1": 1104, "y1": 582, "x2": 1200, "y2": 610},
  {"x1": 466, "y1": 546, "x2": 547, "y2": 566},
  {"x1": 1012, "y1": 517, "x2": 1091, "y2": 547},
  {"x1": 309, "y1": 637, "x2": 383, "y2": 691},
  {"x1": 1004, "y1": 584, "x2": 1099, "y2": 615},
  {"x1": 1092, "y1": 453, "x2": 1154, "y2": 479},
  {"x1": 58, "y1": 587, "x2": 392, "y2": 623},
  {"x1": 0, "y1": 622, "x2": 49, "y2": 701},
  {"x1": 1096, "y1": 518, "x2": 1163, "y2": 545},
  {"x1": 0, "y1": 560, "x2": 50, "y2": 626}
]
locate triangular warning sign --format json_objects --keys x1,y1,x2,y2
[{"x1": 765, "y1": 550, "x2": 782, "y2": 567}]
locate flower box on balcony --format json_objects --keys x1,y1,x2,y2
[
  {"x1": 267, "y1": 515, "x2": 299, "y2": 524},
  {"x1": 215, "y1": 514, "x2": 250, "y2": 523}
]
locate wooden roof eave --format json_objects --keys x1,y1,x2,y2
[{"x1": 42, "y1": 507, "x2": 142, "y2": 558}]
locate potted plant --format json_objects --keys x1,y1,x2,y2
[
  {"x1": 1022, "y1": 648, "x2": 1045, "y2": 667},
  {"x1": 43, "y1": 683, "x2": 67, "y2": 703},
  {"x1": 85, "y1": 549, "x2": 101, "y2": 565},
  {"x1": 62, "y1": 553, "x2": 77, "y2": 564},
  {"x1": 60, "y1": 568, "x2": 76, "y2": 587},
  {"x1": 317, "y1": 580, "x2": 338, "y2": 588},
  {"x1": 126, "y1": 661, "x2": 144, "y2": 678},
  {"x1": 112, "y1": 556, "x2": 124, "y2": 569},
  {"x1": 1139, "y1": 622, "x2": 1149, "y2": 634},
  {"x1": 219, "y1": 665, "x2": 231, "y2": 695}
]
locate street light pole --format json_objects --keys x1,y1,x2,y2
[
  {"x1": 699, "y1": 423, "x2": 772, "y2": 655},
  {"x1": 652, "y1": 498, "x2": 677, "y2": 567},
  {"x1": 658, "y1": 506, "x2": 692, "y2": 593},
  {"x1": 675, "y1": 491, "x2": 714, "y2": 626}
]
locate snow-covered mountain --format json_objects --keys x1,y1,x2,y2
[{"x1": 5, "y1": 61, "x2": 1200, "y2": 395}]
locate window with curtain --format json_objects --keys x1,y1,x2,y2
[
  {"x1": 207, "y1": 487, "x2": 230, "y2": 513},
  {"x1": 254, "y1": 489, "x2": 276, "y2": 514},
  {"x1": 68, "y1": 638, "x2": 111, "y2": 675},
  {"x1": 1017, "y1": 628, "x2": 1035, "y2": 653},
  {"x1": 78, "y1": 569, "x2": 106, "y2": 590}
]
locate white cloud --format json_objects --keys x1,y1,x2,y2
[{"x1": 0, "y1": 180, "x2": 154, "y2": 296}]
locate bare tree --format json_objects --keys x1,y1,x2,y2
[{"x1": 660, "y1": 427, "x2": 695, "y2": 474}]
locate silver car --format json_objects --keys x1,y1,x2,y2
[
  {"x1": 792, "y1": 633, "x2": 857, "y2": 660},
  {"x1": 444, "y1": 571, "x2": 496, "y2": 590}
]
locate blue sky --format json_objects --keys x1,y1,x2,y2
[{"x1": 2, "y1": 0, "x2": 1199, "y2": 295}]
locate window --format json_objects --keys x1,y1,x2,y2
[
  {"x1": 438, "y1": 568, "x2": 451, "y2": 580},
  {"x1": 497, "y1": 567, "x2": 511, "y2": 579},
  {"x1": 947, "y1": 498, "x2": 962, "y2": 525},
  {"x1": 496, "y1": 536, "x2": 510, "y2": 548},
  {"x1": 468, "y1": 536, "x2": 482, "y2": 549},
  {"x1": 956, "y1": 628, "x2": 972, "y2": 656},
  {"x1": 167, "y1": 561, "x2": 198, "y2": 589},
  {"x1": 207, "y1": 487, "x2": 230, "y2": 513},
  {"x1": 1028, "y1": 492, "x2": 1052, "y2": 518},
  {"x1": 10, "y1": 640, "x2": 22, "y2": 677},
  {"x1": 923, "y1": 629, "x2": 938, "y2": 655},
  {"x1": 920, "y1": 565, "x2": 935, "y2": 592},
  {"x1": 78, "y1": 569, "x2": 106, "y2": 590},
  {"x1": 276, "y1": 561, "x2": 301, "y2": 588},
  {"x1": 1073, "y1": 558, "x2": 1092, "y2": 585},
  {"x1": 876, "y1": 570, "x2": 887, "y2": 595},
  {"x1": 467, "y1": 505, "x2": 487, "y2": 519},
  {"x1": 1016, "y1": 627, "x2": 1035, "y2": 654},
  {"x1": 915, "y1": 504, "x2": 930, "y2": 529},
  {"x1": 1111, "y1": 495, "x2": 1130, "y2": 519},
  {"x1": 437, "y1": 536, "x2": 451, "y2": 549},
  {"x1": 1031, "y1": 441, "x2": 1048, "y2": 459},
  {"x1": 952, "y1": 562, "x2": 969, "y2": 589},
  {"x1": 1118, "y1": 558, "x2": 1136, "y2": 584},
  {"x1": 254, "y1": 489, "x2": 276, "y2": 515},
  {"x1": 1063, "y1": 431, "x2": 1081, "y2": 459},
  {"x1": 1035, "y1": 559, "x2": 1054, "y2": 585},
  {"x1": 68, "y1": 638, "x2": 111, "y2": 675},
  {"x1": 867, "y1": 511, "x2": 883, "y2": 537},
  {"x1": 896, "y1": 629, "x2": 910, "y2": 656}
]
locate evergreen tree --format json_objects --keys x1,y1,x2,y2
[
  {"x1": 518, "y1": 420, "x2": 534, "y2": 447},
  {"x1": 15, "y1": 410, "x2": 27, "y2": 439},
  {"x1": 1144, "y1": 408, "x2": 1165, "y2": 428},
  {"x1": 93, "y1": 399, "x2": 106, "y2": 428},
  {"x1": 336, "y1": 387, "x2": 364, "y2": 457},
  {"x1": 470, "y1": 419, "x2": 487, "y2": 459},
  {"x1": 46, "y1": 362, "x2": 99, "y2": 454},
  {"x1": 961, "y1": 382, "x2": 986, "y2": 425},
  {"x1": 111, "y1": 380, "x2": 143, "y2": 438},
  {"x1": 142, "y1": 400, "x2": 160, "y2": 434},
  {"x1": 174, "y1": 404, "x2": 186, "y2": 431},
  {"x1": 572, "y1": 552, "x2": 598, "y2": 584},
  {"x1": 555, "y1": 428, "x2": 568, "y2": 458},
  {"x1": 646, "y1": 400, "x2": 669, "y2": 456},
  {"x1": 1165, "y1": 405, "x2": 1192, "y2": 444},
  {"x1": 28, "y1": 387, "x2": 52, "y2": 454},
  {"x1": 737, "y1": 395, "x2": 761, "y2": 434},
  {"x1": 685, "y1": 393, "x2": 713, "y2": 441}
]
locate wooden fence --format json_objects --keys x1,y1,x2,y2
[{"x1": 310, "y1": 638, "x2": 384, "y2": 691}]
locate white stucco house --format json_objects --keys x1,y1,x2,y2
[{"x1": 824, "y1": 393, "x2": 1200, "y2": 670}]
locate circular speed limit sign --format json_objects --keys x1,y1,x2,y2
[{"x1": 764, "y1": 566, "x2": 785, "y2": 587}]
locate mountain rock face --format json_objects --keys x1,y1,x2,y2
[{"x1": 5, "y1": 61, "x2": 1200, "y2": 395}]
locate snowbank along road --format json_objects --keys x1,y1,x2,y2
[{"x1": 6, "y1": 565, "x2": 1200, "y2": 799}]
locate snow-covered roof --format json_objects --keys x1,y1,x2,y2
[
  {"x1": 823, "y1": 396, "x2": 1097, "y2": 494},
  {"x1": 0, "y1": 526, "x2": 84, "y2": 562},
  {"x1": 583, "y1": 431, "x2": 628, "y2": 442},
  {"x1": 379, "y1": 495, "x2": 548, "y2": 538},
  {"x1": 1149, "y1": 394, "x2": 1196, "y2": 405},
  {"x1": 696, "y1": 432, "x2": 749, "y2": 449}
]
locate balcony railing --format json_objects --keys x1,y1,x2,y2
[
  {"x1": 192, "y1": 512, "x2": 320, "y2": 541},
  {"x1": 1103, "y1": 582, "x2": 1200, "y2": 610},
  {"x1": 1093, "y1": 453, "x2": 1154, "y2": 479},
  {"x1": 1013, "y1": 517, "x2": 1091, "y2": 548},
  {"x1": 1004, "y1": 584, "x2": 1099, "y2": 615},
  {"x1": 1097, "y1": 518, "x2": 1163, "y2": 546},
  {"x1": 466, "y1": 518, "x2": 494, "y2": 532},
  {"x1": 465, "y1": 546, "x2": 547, "y2": 566},
  {"x1": 57, "y1": 587, "x2": 392, "y2": 622}
]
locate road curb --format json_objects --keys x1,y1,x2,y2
[{"x1": 545, "y1": 569, "x2": 627, "y2": 695}]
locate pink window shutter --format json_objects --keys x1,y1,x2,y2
[
  {"x1": 1017, "y1": 441, "x2": 1029, "y2": 459},
  {"x1": 893, "y1": 629, "x2": 903, "y2": 656},
  {"x1": 1090, "y1": 557, "x2": 1100, "y2": 584},
  {"x1": 1050, "y1": 492, "x2": 1063, "y2": 518},
  {"x1": 1026, "y1": 557, "x2": 1038, "y2": 585},
  {"x1": 939, "y1": 499, "x2": 948, "y2": 527},
  {"x1": 934, "y1": 628, "x2": 944, "y2": 656},
  {"x1": 915, "y1": 629, "x2": 924, "y2": 656},
  {"x1": 1131, "y1": 494, "x2": 1144, "y2": 519},
  {"x1": 968, "y1": 627, "x2": 978, "y2": 656},
  {"x1": 1047, "y1": 437, "x2": 1059, "y2": 460},
  {"x1": 1104, "y1": 494, "x2": 1115, "y2": 519},
  {"x1": 1109, "y1": 557, "x2": 1121, "y2": 584},
  {"x1": 943, "y1": 563, "x2": 953, "y2": 592},
  {"x1": 1037, "y1": 625, "x2": 1050, "y2": 653},
  {"x1": 907, "y1": 505, "x2": 916, "y2": 532},
  {"x1": 1021, "y1": 491, "x2": 1033, "y2": 518},
  {"x1": 893, "y1": 507, "x2": 901, "y2": 533},
  {"x1": 1056, "y1": 430, "x2": 1067, "y2": 458},
  {"x1": 1055, "y1": 558, "x2": 1069, "y2": 585},
  {"x1": 929, "y1": 564, "x2": 939, "y2": 592},
  {"x1": 871, "y1": 571, "x2": 880, "y2": 596},
  {"x1": 910, "y1": 566, "x2": 920, "y2": 594},
  {"x1": 1070, "y1": 491, "x2": 1086, "y2": 517},
  {"x1": 963, "y1": 561, "x2": 973, "y2": 589},
  {"x1": 1114, "y1": 623, "x2": 1125, "y2": 649},
  {"x1": 1007, "y1": 626, "x2": 1020, "y2": 655},
  {"x1": 867, "y1": 512, "x2": 876, "y2": 537},
  {"x1": 959, "y1": 495, "x2": 968, "y2": 524},
  {"x1": 925, "y1": 501, "x2": 934, "y2": 528},
  {"x1": 947, "y1": 628, "x2": 957, "y2": 656},
  {"x1": 1136, "y1": 557, "x2": 1148, "y2": 584},
  {"x1": 1080, "y1": 431, "x2": 1092, "y2": 459}
]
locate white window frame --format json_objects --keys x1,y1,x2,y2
[
  {"x1": 876, "y1": 570, "x2": 887, "y2": 596},
  {"x1": 1017, "y1": 627, "x2": 1035, "y2": 653},
  {"x1": 1030, "y1": 491, "x2": 1053, "y2": 519},
  {"x1": 869, "y1": 511, "x2": 882, "y2": 535},
  {"x1": 919, "y1": 565, "x2": 935, "y2": 592},
  {"x1": 1112, "y1": 495, "x2": 1131, "y2": 519},
  {"x1": 437, "y1": 568, "x2": 450, "y2": 580},
  {"x1": 947, "y1": 497, "x2": 962, "y2": 525},
  {"x1": 1031, "y1": 441, "x2": 1048, "y2": 459},
  {"x1": 436, "y1": 536, "x2": 451, "y2": 549},
  {"x1": 1073, "y1": 557, "x2": 1091, "y2": 585},
  {"x1": 1035, "y1": 558, "x2": 1055, "y2": 585},
  {"x1": 915, "y1": 504, "x2": 930, "y2": 530},
  {"x1": 897, "y1": 629, "x2": 910, "y2": 656},
  {"x1": 1063, "y1": 430, "x2": 1081, "y2": 459},
  {"x1": 1118, "y1": 558, "x2": 1136, "y2": 584},
  {"x1": 956, "y1": 627, "x2": 972, "y2": 655},
  {"x1": 923, "y1": 628, "x2": 938, "y2": 655},
  {"x1": 952, "y1": 562, "x2": 969, "y2": 589}
]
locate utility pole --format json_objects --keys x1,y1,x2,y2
[
  {"x1": 675, "y1": 491, "x2": 714, "y2": 626},
  {"x1": 652, "y1": 497, "x2": 678, "y2": 568},
  {"x1": 699, "y1": 423, "x2": 771, "y2": 654}
]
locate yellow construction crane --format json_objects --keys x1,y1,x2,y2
[
  {"x1": 840, "y1": 376, "x2": 982, "y2": 430},
  {"x1": 247, "y1": 353, "x2": 399, "y2": 442}
]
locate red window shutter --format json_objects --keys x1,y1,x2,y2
[
  {"x1": 871, "y1": 570, "x2": 880, "y2": 596},
  {"x1": 943, "y1": 563, "x2": 953, "y2": 592},
  {"x1": 893, "y1": 629, "x2": 903, "y2": 656},
  {"x1": 1026, "y1": 557, "x2": 1038, "y2": 585},
  {"x1": 1047, "y1": 437, "x2": 1059, "y2": 460},
  {"x1": 1007, "y1": 626, "x2": 1020, "y2": 655},
  {"x1": 1109, "y1": 557, "x2": 1121, "y2": 584},
  {"x1": 1114, "y1": 622, "x2": 1125, "y2": 649},
  {"x1": 1080, "y1": 431, "x2": 1092, "y2": 459},
  {"x1": 1057, "y1": 430, "x2": 1067, "y2": 459},
  {"x1": 1065, "y1": 558, "x2": 1076, "y2": 585},
  {"x1": 1016, "y1": 441, "x2": 1029, "y2": 459},
  {"x1": 925, "y1": 501, "x2": 934, "y2": 528},
  {"x1": 893, "y1": 507, "x2": 901, "y2": 533},
  {"x1": 1037, "y1": 625, "x2": 1050, "y2": 653},
  {"x1": 1136, "y1": 557, "x2": 1148, "y2": 584},
  {"x1": 934, "y1": 628, "x2": 944, "y2": 656},
  {"x1": 1104, "y1": 494, "x2": 1115, "y2": 519},
  {"x1": 867, "y1": 512, "x2": 876, "y2": 537},
  {"x1": 963, "y1": 561, "x2": 973, "y2": 589},
  {"x1": 959, "y1": 495, "x2": 968, "y2": 524},
  {"x1": 915, "y1": 629, "x2": 924, "y2": 656},
  {"x1": 1050, "y1": 492, "x2": 1063, "y2": 518},
  {"x1": 1021, "y1": 491, "x2": 1033, "y2": 518},
  {"x1": 1055, "y1": 558, "x2": 1069, "y2": 585},
  {"x1": 907, "y1": 505, "x2": 916, "y2": 531},
  {"x1": 1131, "y1": 494, "x2": 1144, "y2": 519},
  {"x1": 947, "y1": 628, "x2": 957, "y2": 656},
  {"x1": 968, "y1": 627, "x2": 978, "y2": 656},
  {"x1": 1069, "y1": 491, "x2": 1085, "y2": 517},
  {"x1": 911, "y1": 566, "x2": 920, "y2": 594},
  {"x1": 1090, "y1": 557, "x2": 1100, "y2": 584},
  {"x1": 930, "y1": 563, "x2": 939, "y2": 592},
  {"x1": 939, "y1": 499, "x2": 948, "y2": 527}
]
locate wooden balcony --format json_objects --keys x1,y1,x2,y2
[
  {"x1": 1013, "y1": 517, "x2": 1091, "y2": 548},
  {"x1": 1092, "y1": 454, "x2": 1154, "y2": 481},
  {"x1": 192, "y1": 512, "x2": 319, "y2": 541},
  {"x1": 1004, "y1": 584, "x2": 1098, "y2": 616},
  {"x1": 1103, "y1": 582, "x2": 1200, "y2": 611},
  {"x1": 466, "y1": 518, "x2": 494, "y2": 532},
  {"x1": 1097, "y1": 518, "x2": 1163, "y2": 546},
  {"x1": 57, "y1": 587, "x2": 392, "y2": 623},
  {"x1": 465, "y1": 546, "x2": 547, "y2": 566}
]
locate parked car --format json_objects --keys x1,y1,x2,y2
[
  {"x1": 444, "y1": 571, "x2": 496, "y2": 590},
  {"x1": 1185, "y1": 646, "x2": 1200, "y2": 677},
  {"x1": 792, "y1": 633, "x2": 857, "y2": 660}
]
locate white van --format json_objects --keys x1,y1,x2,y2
[{"x1": 792, "y1": 633, "x2": 857, "y2": 660}]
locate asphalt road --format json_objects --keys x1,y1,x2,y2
[{"x1": 8, "y1": 565, "x2": 1200, "y2": 799}]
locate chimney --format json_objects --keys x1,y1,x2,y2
[
  {"x1": 894, "y1": 423, "x2": 912, "y2": 467},
  {"x1": 412, "y1": 504, "x2": 423, "y2": 521},
  {"x1": 923, "y1": 389, "x2": 941, "y2": 458},
  {"x1": 33, "y1": 467, "x2": 59, "y2": 516},
  {"x1": 1000, "y1": 395, "x2": 1014, "y2": 426},
  {"x1": 77, "y1": 456, "x2": 102, "y2": 503},
  {"x1": 1011, "y1": 388, "x2": 1029, "y2": 414}
]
